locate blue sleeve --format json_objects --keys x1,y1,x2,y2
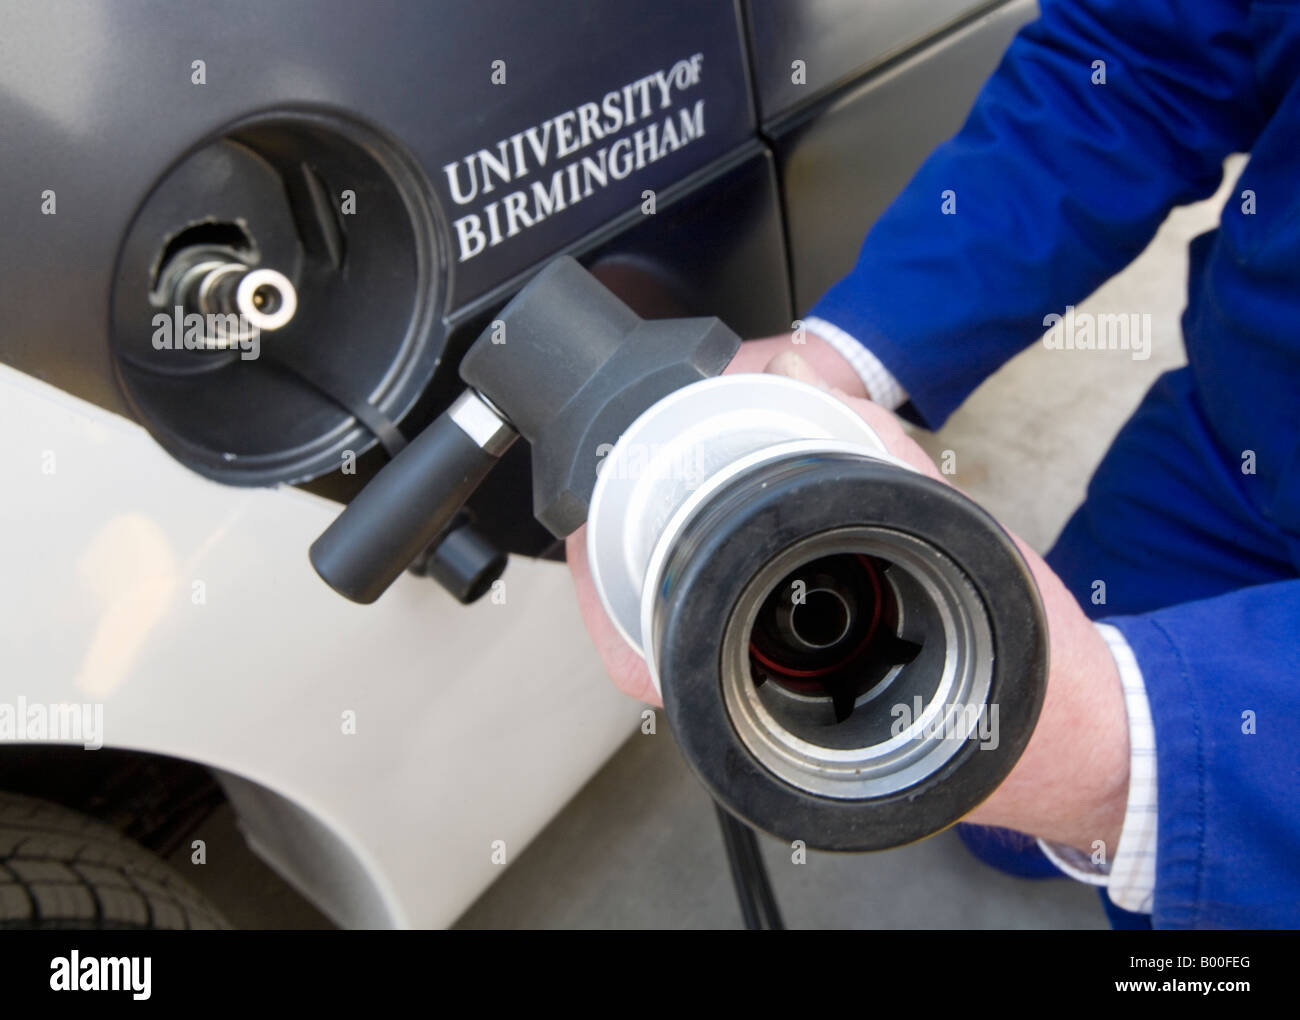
[
  {"x1": 809, "y1": 0, "x2": 1265, "y2": 427},
  {"x1": 1105, "y1": 580, "x2": 1300, "y2": 929}
]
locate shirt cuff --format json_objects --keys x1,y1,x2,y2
[
  {"x1": 1037, "y1": 623, "x2": 1158, "y2": 913},
  {"x1": 802, "y1": 315, "x2": 909, "y2": 411}
]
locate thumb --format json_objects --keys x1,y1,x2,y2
[
  {"x1": 764, "y1": 351, "x2": 846, "y2": 396},
  {"x1": 762, "y1": 352, "x2": 947, "y2": 484}
]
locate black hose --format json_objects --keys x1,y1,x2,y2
[{"x1": 714, "y1": 803, "x2": 785, "y2": 930}]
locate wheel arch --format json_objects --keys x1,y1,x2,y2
[{"x1": 0, "y1": 742, "x2": 402, "y2": 928}]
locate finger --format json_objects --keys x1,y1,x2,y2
[{"x1": 565, "y1": 526, "x2": 662, "y2": 706}]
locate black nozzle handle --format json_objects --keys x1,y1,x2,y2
[{"x1": 309, "y1": 390, "x2": 516, "y2": 603}]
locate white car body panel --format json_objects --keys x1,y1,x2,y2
[{"x1": 0, "y1": 361, "x2": 639, "y2": 927}]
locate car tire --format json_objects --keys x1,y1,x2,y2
[{"x1": 0, "y1": 790, "x2": 229, "y2": 930}]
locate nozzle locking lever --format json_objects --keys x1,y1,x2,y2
[{"x1": 309, "y1": 389, "x2": 515, "y2": 604}]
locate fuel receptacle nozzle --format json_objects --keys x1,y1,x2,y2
[{"x1": 309, "y1": 256, "x2": 1048, "y2": 851}]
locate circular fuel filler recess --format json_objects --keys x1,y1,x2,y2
[
  {"x1": 653, "y1": 452, "x2": 1048, "y2": 852},
  {"x1": 109, "y1": 108, "x2": 444, "y2": 487}
]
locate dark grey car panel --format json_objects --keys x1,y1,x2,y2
[
  {"x1": 770, "y1": 0, "x2": 1037, "y2": 311},
  {"x1": 745, "y1": 0, "x2": 1001, "y2": 122}
]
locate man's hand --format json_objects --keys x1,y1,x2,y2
[
  {"x1": 564, "y1": 332, "x2": 857, "y2": 704},
  {"x1": 565, "y1": 338, "x2": 1130, "y2": 855}
]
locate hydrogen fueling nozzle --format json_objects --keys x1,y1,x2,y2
[{"x1": 309, "y1": 256, "x2": 1048, "y2": 851}]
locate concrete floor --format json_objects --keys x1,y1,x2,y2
[
  {"x1": 455, "y1": 725, "x2": 1109, "y2": 929},
  {"x1": 189, "y1": 159, "x2": 1241, "y2": 929}
]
